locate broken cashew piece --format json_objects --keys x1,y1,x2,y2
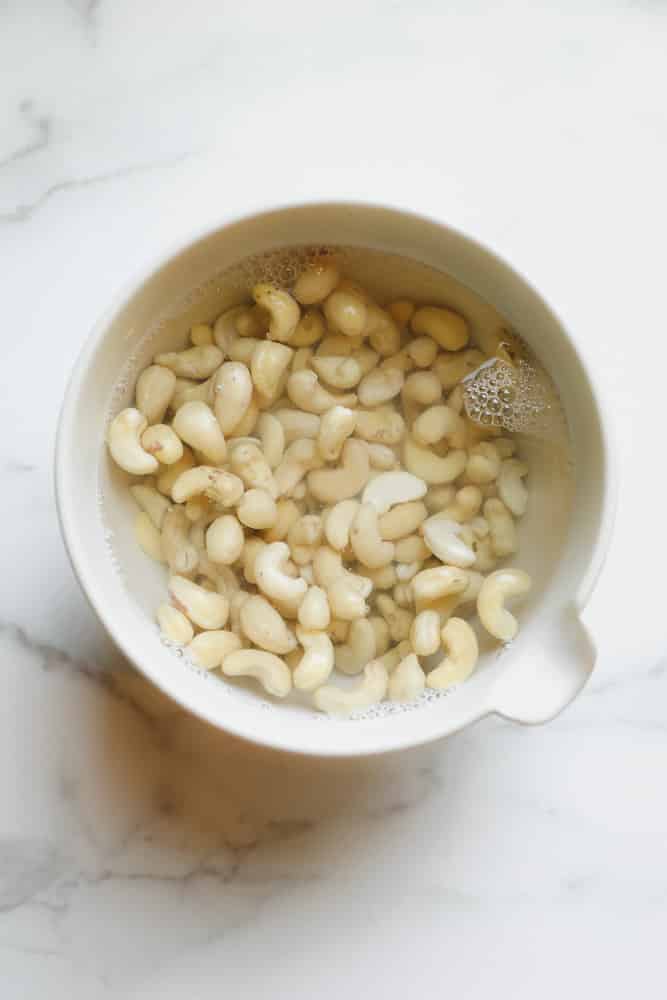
[
  {"x1": 222, "y1": 648, "x2": 292, "y2": 698},
  {"x1": 428, "y1": 617, "x2": 479, "y2": 688},
  {"x1": 313, "y1": 662, "x2": 388, "y2": 716},
  {"x1": 477, "y1": 568, "x2": 531, "y2": 642},
  {"x1": 108, "y1": 408, "x2": 159, "y2": 475}
]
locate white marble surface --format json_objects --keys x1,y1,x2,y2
[{"x1": 1, "y1": 2, "x2": 666, "y2": 996}]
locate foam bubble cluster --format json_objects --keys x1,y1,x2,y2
[{"x1": 462, "y1": 351, "x2": 564, "y2": 441}]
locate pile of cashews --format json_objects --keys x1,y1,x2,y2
[{"x1": 108, "y1": 256, "x2": 532, "y2": 715}]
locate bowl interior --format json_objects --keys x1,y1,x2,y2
[{"x1": 57, "y1": 203, "x2": 610, "y2": 755}]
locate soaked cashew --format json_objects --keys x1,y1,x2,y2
[
  {"x1": 318, "y1": 405, "x2": 358, "y2": 461},
  {"x1": 335, "y1": 619, "x2": 377, "y2": 675},
  {"x1": 287, "y1": 514, "x2": 323, "y2": 565},
  {"x1": 206, "y1": 515, "x2": 244, "y2": 565},
  {"x1": 172, "y1": 401, "x2": 226, "y2": 465},
  {"x1": 229, "y1": 441, "x2": 276, "y2": 497},
  {"x1": 293, "y1": 627, "x2": 335, "y2": 690},
  {"x1": 354, "y1": 406, "x2": 405, "y2": 445},
  {"x1": 424, "y1": 484, "x2": 456, "y2": 514},
  {"x1": 361, "y1": 470, "x2": 427, "y2": 513},
  {"x1": 327, "y1": 576, "x2": 370, "y2": 621},
  {"x1": 402, "y1": 371, "x2": 442, "y2": 407},
  {"x1": 171, "y1": 466, "x2": 244, "y2": 506},
  {"x1": 136, "y1": 365, "x2": 177, "y2": 424},
  {"x1": 256, "y1": 413, "x2": 285, "y2": 470},
  {"x1": 433, "y1": 349, "x2": 486, "y2": 389},
  {"x1": 411, "y1": 306, "x2": 469, "y2": 351},
  {"x1": 394, "y1": 534, "x2": 429, "y2": 563},
  {"x1": 169, "y1": 575, "x2": 229, "y2": 629},
  {"x1": 484, "y1": 498, "x2": 517, "y2": 557},
  {"x1": 313, "y1": 662, "x2": 388, "y2": 716},
  {"x1": 289, "y1": 308, "x2": 326, "y2": 347},
  {"x1": 287, "y1": 369, "x2": 356, "y2": 414},
  {"x1": 441, "y1": 485, "x2": 483, "y2": 523},
  {"x1": 236, "y1": 305, "x2": 270, "y2": 338},
  {"x1": 239, "y1": 595, "x2": 297, "y2": 654},
  {"x1": 388, "y1": 653, "x2": 425, "y2": 702},
  {"x1": 323, "y1": 499, "x2": 360, "y2": 551},
  {"x1": 421, "y1": 515, "x2": 476, "y2": 568},
  {"x1": 307, "y1": 439, "x2": 370, "y2": 504},
  {"x1": 364, "y1": 563, "x2": 397, "y2": 590},
  {"x1": 378, "y1": 500, "x2": 427, "y2": 540},
  {"x1": 108, "y1": 408, "x2": 159, "y2": 475},
  {"x1": 412, "y1": 404, "x2": 464, "y2": 448},
  {"x1": 130, "y1": 484, "x2": 171, "y2": 529},
  {"x1": 293, "y1": 258, "x2": 340, "y2": 304},
  {"x1": 350, "y1": 503, "x2": 395, "y2": 569},
  {"x1": 357, "y1": 367, "x2": 404, "y2": 408},
  {"x1": 477, "y1": 569, "x2": 532, "y2": 641},
  {"x1": 210, "y1": 362, "x2": 253, "y2": 435},
  {"x1": 395, "y1": 563, "x2": 420, "y2": 584},
  {"x1": 135, "y1": 512, "x2": 163, "y2": 562},
  {"x1": 253, "y1": 283, "x2": 300, "y2": 343},
  {"x1": 157, "y1": 603, "x2": 194, "y2": 644},
  {"x1": 412, "y1": 565, "x2": 468, "y2": 612},
  {"x1": 403, "y1": 436, "x2": 467, "y2": 484},
  {"x1": 497, "y1": 459, "x2": 528, "y2": 517},
  {"x1": 140, "y1": 424, "x2": 184, "y2": 465},
  {"x1": 251, "y1": 341, "x2": 293, "y2": 404},
  {"x1": 297, "y1": 586, "x2": 331, "y2": 631},
  {"x1": 156, "y1": 446, "x2": 195, "y2": 497},
  {"x1": 376, "y1": 594, "x2": 413, "y2": 642},
  {"x1": 364, "y1": 442, "x2": 397, "y2": 470},
  {"x1": 274, "y1": 438, "x2": 323, "y2": 496},
  {"x1": 255, "y1": 542, "x2": 308, "y2": 607},
  {"x1": 162, "y1": 507, "x2": 199, "y2": 575},
  {"x1": 407, "y1": 336, "x2": 439, "y2": 368},
  {"x1": 410, "y1": 609, "x2": 441, "y2": 656},
  {"x1": 154, "y1": 344, "x2": 223, "y2": 379},
  {"x1": 227, "y1": 337, "x2": 260, "y2": 364},
  {"x1": 237, "y1": 489, "x2": 277, "y2": 530},
  {"x1": 229, "y1": 392, "x2": 259, "y2": 436},
  {"x1": 428, "y1": 617, "x2": 479, "y2": 688},
  {"x1": 324, "y1": 288, "x2": 367, "y2": 337},
  {"x1": 311, "y1": 356, "x2": 363, "y2": 390},
  {"x1": 170, "y1": 376, "x2": 212, "y2": 412},
  {"x1": 273, "y1": 408, "x2": 320, "y2": 443},
  {"x1": 366, "y1": 307, "x2": 401, "y2": 357},
  {"x1": 222, "y1": 649, "x2": 292, "y2": 698},
  {"x1": 369, "y1": 615, "x2": 391, "y2": 656},
  {"x1": 466, "y1": 442, "x2": 501, "y2": 485},
  {"x1": 263, "y1": 498, "x2": 301, "y2": 543},
  {"x1": 213, "y1": 305, "x2": 249, "y2": 352},
  {"x1": 187, "y1": 630, "x2": 242, "y2": 669}
]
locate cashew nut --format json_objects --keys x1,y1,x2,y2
[
  {"x1": 406, "y1": 336, "x2": 439, "y2": 368},
  {"x1": 162, "y1": 507, "x2": 199, "y2": 575},
  {"x1": 335, "y1": 619, "x2": 377, "y2": 675},
  {"x1": 169, "y1": 376, "x2": 212, "y2": 412},
  {"x1": 428, "y1": 617, "x2": 479, "y2": 688},
  {"x1": 206, "y1": 515, "x2": 244, "y2": 565},
  {"x1": 170, "y1": 401, "x2": 226, "y2": 465},
  {"x1": 287, "y1": 514, "x2": 323, "y2": 565},
  {"x1": 378, "y1": 500, "x2": 428, "y2": 540},
  {"x1": 263, "y1": 498, "x2": 301, "y2": 543},
  {"x1": 229, "y1": 440, "x2": 276, "y2": 497},
  {"x1": 135, "y1": 365, "x2": 177, "y2": 424},
  {"x1": 228, "y1": 337, "x2": 260, "y2": 364},
  {"x1": 402, "y1": 371, "x2": 442, "y2": 406},
  {"x1": 297, "y1": 586, "x2": 331, "y2": 631},
  {"x1": 251, "y1": 341, "x2": 293, "y2": 404},
  {"x1": 169, "y1": 575, "x2": 229, "y2": 629},
  {"x1": 156, "y1": 446, "x2": 195, "y2": 496},
  {"x1": 441, "y1": 485, "x2": 483, "y2": 523},
  {"x1": 293, "y1": 627, "x2": 335, "y2": 690},
  {"x1": 154, "y1": 344, "x2": 223, "y2": 379},
  {"x1": 307, "y1": 439, "x2": 370, "y2": 504},
  {"x1": 255, "y1": 542, "x2": 308, "y2": 607},
  {"x1": 287, "y1": 370, "x2": 356, "y2": 414},
  {"x1": 477, "y1": 568, "x2": 531, "y2": 641},
  {"x1": 412, "y1": 404, "x2": 465, "y2": 448},
  {"x1": 135, "y1": 512, "x2": 164, "y2": 562},
  {"x1": 237, "y1": 488, "x2": 277, "y2": 530},
  {"x1": 289, "y1": 308, "x2": 326, "y2": 347},
  {"x1": 412, "y1": 565, "x2": 468, "y2": 612},
  {"x1": 157, "y1": 603, "x2": 193, "y2": 644},
  {"x1": 388, "y1": 653, "x2": 426, "y2": 702},
  {"x1": 213, "y1": 304, "x2": 249, "y2": 353},
  {"x1": 433, "y1": 349, "x2": 486, "y2": 389},
  {"x1": 236, "y1": 304, "x2": 270, "y2": 338},
  {"x1": 273, "y1": 407, "x2": 320, "y2": 444},
  {"x1": 239, "y1": 595, "x2": 297, "y2": 654},
  {"x1": 130, "y1": 483, "x2": 171, "y2": 529},
  {"x1": 403, "y1": 436, "x2": 467, "y2": 484},
  {"x1": 394, "y1": 534, "x2": 430, "y2": 563},
  {"x1": 410, "y1": 609, "x2": 441, "y2": 656},
  {"x1": 327, "y1": 576, "x2": 370, "y2": 621},
  {"x1": 366, "y1": 306, "x2": 401, "y2": 356},
  {"x1": 274, "y1": 438, "x2": 323, "y2": 496},
  {"x1": 363, "y1": 442, "x2": 397, "y2": 471},
  {"x1": 251, "y1": 283, "x2": 300, "y2": 344},
  {"x1": 424, "y1": 484, "x2": 456, "y2": 514},
  {"x1": 210, "y1": 362, "x2": 253, "y2": 435},
  {"x1": 171, "y1": 466, "x2": 244, "y2": 506},
  {"x1": 139, "y1": 424, "x2": 183, "y2": 465},
  {"x1": 466, "y1": 442, "x2": 501, "y2": 485},
  {"x1": 361, "y1": 470, "x2": 427, "y2": 513},
  {"x1": 318, "y1": 405, "x2": 358, "y2": 461},
  {"x1": 357, "y1": 367, "x2": 404, "y2": 408},
  {"x1": 293, "y1": 258, "x2": 340, "y2": 304},
  {"x1": 311, "y1": 355, "x2": 363, "y2": 390},
  {"x1": 255, "y1": 412, "x2": 285, "y2": 470},
  {"x1": 313, "y1": 662, "x2": 388, "y2": 716},
  {"x1": 421, "y1": 515, "x2": 476, "y2": 568},
  {"x1": 497, "y1": 459, "x2": 528, "y2": 517},
  {"x1": 187, "y1": 630, "x2": 242, "y2": 669},
  {"x1": 350, "y1": 503, "x2": 395, "y2": 569},
  {"x1": 222, "y1": 648, "x2": 292, "y2": 698},
  {"x1": 322, "y1": 499, "x2": 360, "y2": 551},
  {"x1": 107, "y1": 408, "x2": 159, "y2": 475},
  {"x1": 484, "y1": 498, "x2": 517, "y2": 557},
  {"x1": 376, "y1": 594, "x2": 413, "y2": 641},
  {"x1": 354, "y1": 406, "x2": 405, "y2": 445},
  {"x1": 323, "y1": 288, "x2": 367, "y2": 337},
  {"x1": 411, "y1": 306, "x2": 469, "y2": 351}
]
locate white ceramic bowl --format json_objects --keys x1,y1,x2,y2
[{"x1": 55, "y1": 202, "x2": 616, "y2": 756}]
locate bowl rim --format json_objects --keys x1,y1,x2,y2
[{"x1": 55, "y1": 197, "x2": 618, "y2": 756}]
